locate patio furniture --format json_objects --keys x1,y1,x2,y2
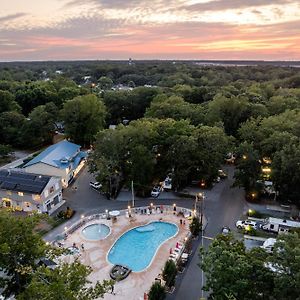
[{"x1": 110, "y1": 265, "x2": 132, "y2": 280}]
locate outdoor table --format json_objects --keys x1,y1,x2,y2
[{"x1": 109, "y1": 210, "x2": 120, "y2": 217}]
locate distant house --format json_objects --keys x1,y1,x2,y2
[
  {"x1": 0, "y1": 169, "x2": 63, "y2": 215},
  {"x1": 23, "y1": 140, "x2": 87, "y2": 188}
]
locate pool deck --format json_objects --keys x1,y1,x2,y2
[{"x1": 61, "y1": 210, "x2": 190, "y2": 300}]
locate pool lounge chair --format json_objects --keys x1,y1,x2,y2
[{"x1": 147, "y1": 208, "x2": 150, "y2": 215}]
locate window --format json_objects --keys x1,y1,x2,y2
[
  {"x1": 33, "y1": 194, "x2": 41, "y2": 201},
  {"x1": 53, "y1": 195, "x2": 59, "y2": 206},
  {"x1": 18, "y1": 192, "x2": 24, "y2": 196}
]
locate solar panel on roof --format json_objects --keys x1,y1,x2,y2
[
  {"x1": 1, "y1": 182, "x2": 17, "y2": 190},
  {"x1": 17, "y1": 184, "x2": 42, "y2": 194}
]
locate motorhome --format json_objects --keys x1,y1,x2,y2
[{"x1": 261, "y1": 217, "x2": 300, "y2": 233}]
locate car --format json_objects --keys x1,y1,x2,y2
[
  {"x1": 151, "y1": 186, "x2": 161, "y2": 198},
  {"x1": 89, "y1": 181, "x2": 102, "y2": 190},
  {"x1": 162, "y1": 176, "x2": 172, "y2": 190},
  {"x1": 218, "y1": 169, "x2": 228, "y2": 179},
  {"x1": 236, "y1": 220, "x2": 258, "y2": 230},
  {"x1": 221, "y1": 226, "x2": 231, "y2": 235}
]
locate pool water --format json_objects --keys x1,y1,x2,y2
[
  {"x1": 81, "y1": 224, "x2": 110, "y2": 240},
  {"x1": 108, "y1": 221, "x2": 178, "y2": 272}
]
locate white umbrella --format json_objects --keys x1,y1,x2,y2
[{"x1": 109, "y1": 210, "x2": 120, "y2": 217}]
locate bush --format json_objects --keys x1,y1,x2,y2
[
  {"x1": 0, "y1": 144, "x2": 12, "y2": 157},
  {"x1": 148, "y1": 282, "x2": 166, "y2": 300},
  {"x1": 189, "y1": 217, "x2": 202, "y2": 236},
  {"x1": 162, "y1": 260, "x2": 177, "y2": 288},
  {"x1": 57, "y1": 207, "x2": 75, "y2": 220}
]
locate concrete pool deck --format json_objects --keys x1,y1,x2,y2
[{"x1": 60, "y1": 209, "x2": 191, "y2": 300}]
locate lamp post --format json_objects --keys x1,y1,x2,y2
[{"x1": 195, "y1": 192, "x2": 204, "y2": 227}]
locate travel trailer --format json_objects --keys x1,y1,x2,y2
[{"x1": 261, "y1": 217, "x2": 300, "y2": 233}]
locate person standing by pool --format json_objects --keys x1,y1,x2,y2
[
  {"x1": 81, "y1": 243, "x2": 85, "y2": 251},
  {"x1": 111, "y1": 284, "x2": 115, "y2": 295}
]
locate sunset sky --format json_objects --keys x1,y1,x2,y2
[{"x1": 1, "y1": 0, "x2": 300, "y2": 61}]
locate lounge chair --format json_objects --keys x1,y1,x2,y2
[{"x1": 147, "y1": 208, "x2": 150, "y2": 215}]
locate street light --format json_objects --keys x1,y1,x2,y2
[{"x1": 195, "y1": 192, "x2": 205, "y2": 227}]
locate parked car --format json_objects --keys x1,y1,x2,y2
[
  {"x1": 261, "y1": 238, "x2": 277, "y2": 253},
  {"x1": 89, "y1": 181, "x2": 102, "y2": 190},
  {"x1": 236, "y1": 220, "x2": 258, "y2": 230},
  {"x1": 218, "y1": 169, "x2": 228, "y2": 179},
  {"x1": 162, "y1": 176, "x2": 172, "y2": 190},
  {"x1": 221, "y1": 226, "x2": 231, "y2": 235},
  {"x1": 151, "y1": 186, "x2": 161, "y2": 198}
]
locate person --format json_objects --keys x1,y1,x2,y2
[
  {"x1": 180, "y1": 219, "x2": 183, "y2": 225},
  {"x1": 111, "y1": 284, "x2": 115, "y2": 295},
  {"x1": 81, "y1": 243, "x2": 85, "y2": 251},
  {"x1": 73, "y1": 242, "x2": 77, "y2": 248},
  {"x1": 183, "y1": 220, "x2": 186, "y2": 225}
]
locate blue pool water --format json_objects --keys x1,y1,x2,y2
[
  {"x1": 108, "y1": 221, "x2": 178, "y2": 272},
  {"x1": 81, "y1": 224, "x2": 110, "y2": 240}
]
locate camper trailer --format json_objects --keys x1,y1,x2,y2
[{"x1": 261, "y1": 217, "x2": 300, "y2": 233}]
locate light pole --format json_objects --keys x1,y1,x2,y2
[
  {"x1": 195, "y1": 192, "x2": 204, "y2": 227},
  {"x1": 131, "y1": 180, "x2": 135, "y2": 207}
]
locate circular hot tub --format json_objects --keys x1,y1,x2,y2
[{"x1": 81, "y1": 223, "x2": 110, "y2": 241}]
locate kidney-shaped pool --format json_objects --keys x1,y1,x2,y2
[{"x1": 107, "y1": 221, "x2": 178, "y2": 272}]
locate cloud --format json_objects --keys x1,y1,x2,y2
[
  {"x1": 0, "y1": 13, "x2": 27, "y2": 23},
  {"x1": 183, "y1": 0, "x2": 296, "y2": 12}
]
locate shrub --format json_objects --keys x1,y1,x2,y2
[
  {"x1": 148, "y1": 282, "x2": 166, "y2": 300},
  {"x1": 162, "y1": 260, "x2": 177, "y2": 288},
  {"x1": 189, "y1": 217, "x2": 202, "y2": 236}
]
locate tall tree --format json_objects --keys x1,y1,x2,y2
[
  {"x1": 61, "y1": 94, "x2": 106, "y2": 146},
  {"x1": 0, "y1": 90, "x2": 21, "y2": 113},
  {"x1": 200, "y1": 235, "x2": 274, "y2": 300},
  {"x1": 17, "y1": 262, "x2": 113, "y2": 300}
]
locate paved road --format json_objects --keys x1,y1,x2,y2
[{"x1": 167, "y1": 165, "x2": 248, "y2": 300}]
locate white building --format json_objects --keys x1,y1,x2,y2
[{"x1": 0, "y1": 169, "x2": 63, "y2": 215}]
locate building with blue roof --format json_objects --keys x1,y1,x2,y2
[{"x1": 24, "y1": 140, "x2": 87, "y2": 188}]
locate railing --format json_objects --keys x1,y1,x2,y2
[{"x1": 53, "y1": 205, "x2": 193, "y2": 243}]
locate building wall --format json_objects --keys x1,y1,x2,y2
[{"x1": 0, "y1": 177, "x2": 63, "y2": 215}]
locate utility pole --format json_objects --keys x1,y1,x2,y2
[{"x1": 131, "y1": 180, "x2": 135, "y2": 207}]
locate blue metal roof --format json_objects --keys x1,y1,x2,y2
[{"x1": 24, "y1": 140, "x2": 81, "y2": 169}]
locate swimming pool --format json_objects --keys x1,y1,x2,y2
[
  {"x1": 107, "y1": 221, "x2": 178, "y2": 272},
  {"x1": 81, "y1": 223, "x2": 110, "y2": 240}
]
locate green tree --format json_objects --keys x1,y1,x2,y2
[
  {"x1": 17, "y1": 262, "x2": 114, "y2": 300},
  {"x1": 269, "y1": 231, "x2": 300, "y2": 300},
  {"x1": 148, "y1": 282, "x2": 166, "y2": 300},
  {"x1": 61, "y1": 94, "x2": 106, "y2": 146},
  {"x1": 200, "y1": 235, "x2": 274, "y2": 300},
  {"x1": 272, "y1": 142, "x2": 300, "y2": 203},
  {"x1": 0, "y1": 90, "x2": 21, "y2": 113},
  {"x1": 0, "y1": 144, "x2": 12, "y2": 157},
  {"x1": 234, "y1": 142, "x2": 261, "y2": 192},
  {"x1": 162, "y1": 260, "x2": 177, "y2": 288},
  {"x1": 0, "y1": 111, "x2": 26, "y2": 147},
  {"x1": 0, "y1": 212, "x2": 47, "y2": 296},
  {"x1": 189, "y1": 217, "x2": 202, "y2": 237},
  {"x1": 98, "y1": 76, "x2": 113, "y2": 90}
]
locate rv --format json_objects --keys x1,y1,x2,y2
[{"x1": 261, "y1": 217, "x2": 300, "y2": 233}]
